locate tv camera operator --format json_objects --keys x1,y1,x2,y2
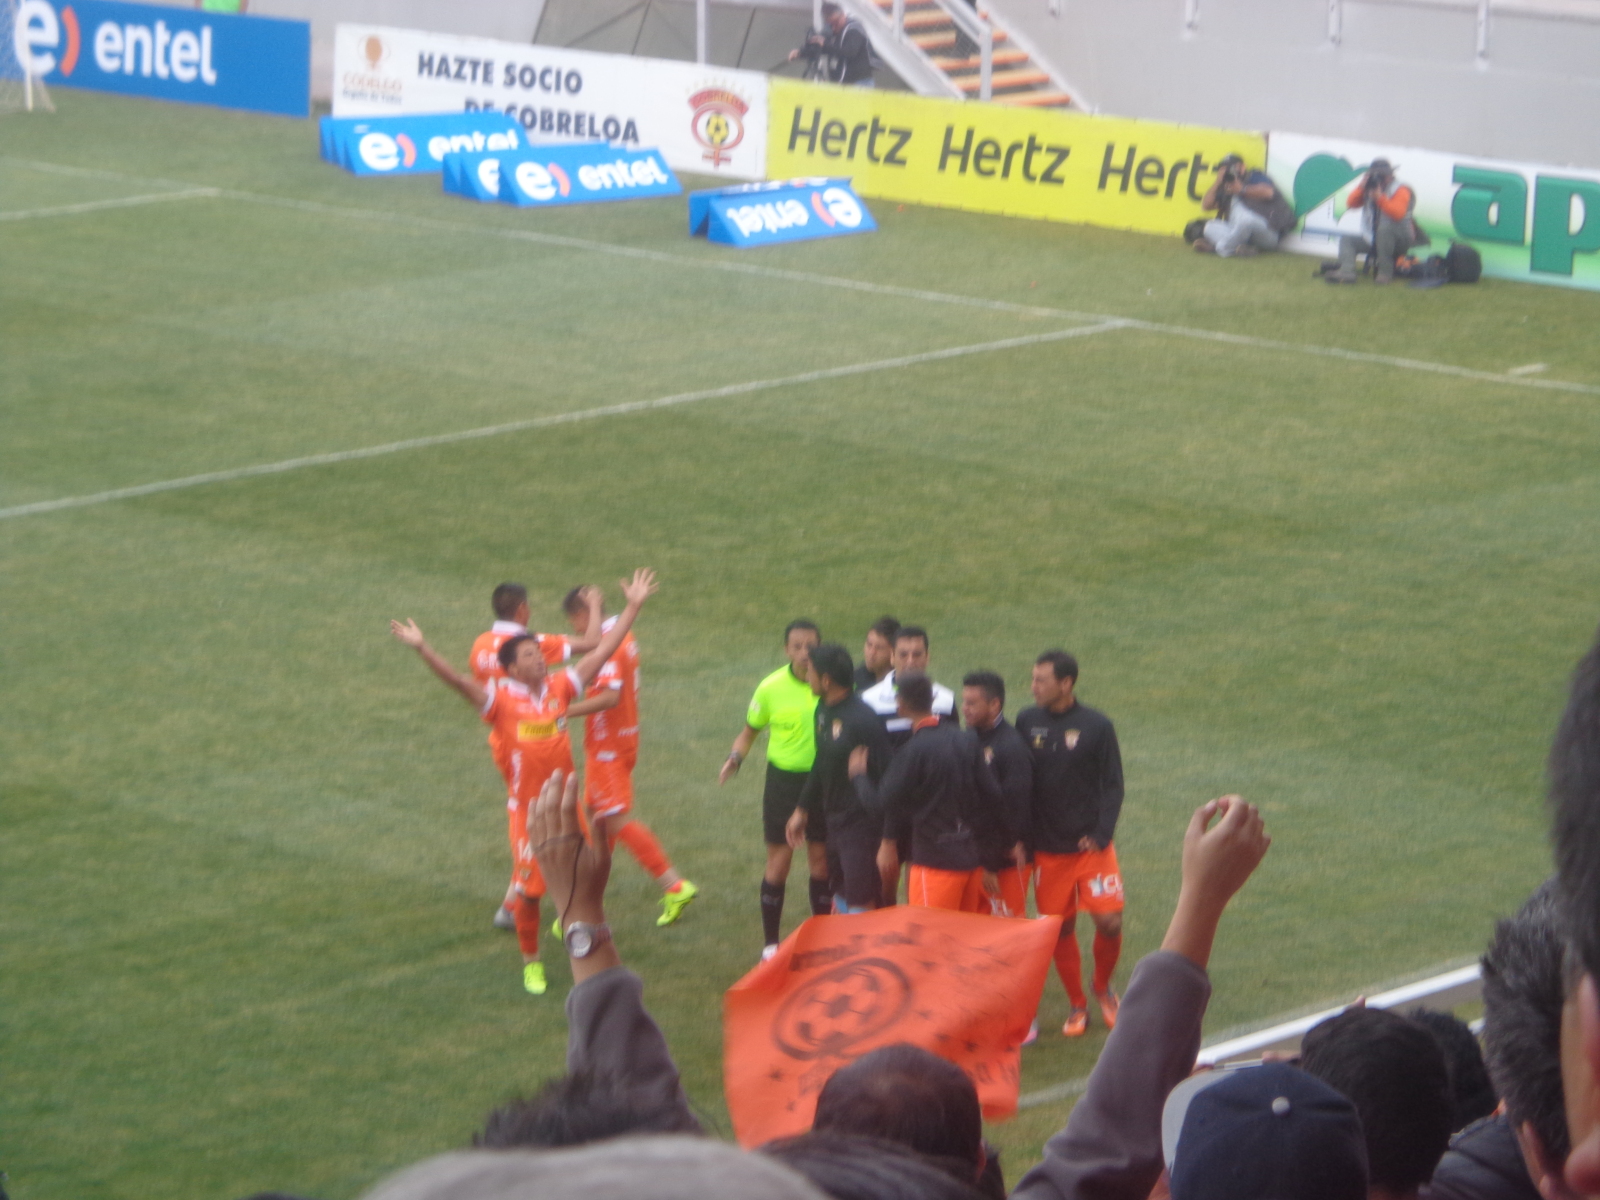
[
  {"x1": 788, "y1": 3, "x2": 877, "y2": 87},
  {"x1": 1187, "y1": 154, "x2": 1293, "y2": 258},
  {"x1": 1326, "y1": 157, "x2": 1424, "y2": 285}
]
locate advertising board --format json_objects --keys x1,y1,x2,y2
[
  {"x1": 690, "y1": 178, "x2": 875, "y2": 247},
  {"x1": 320, "y1": 112, "x2": 523, "y2": 176},
  {"x1": 10, "y1": 0, "x2": 308, "y2": 117},
  {"x1": 1268, "y1": 131, "x2": 1600, "y2": 292},
  {"x1": 331, "y1": 24, "x2": 767, "y2": 181},
  {"x1": 495, "y1": 143, "x2": 680, "y2": 208},
  {"x1": 764, "y1": 79, "x2": 1263, "y2": 237}
]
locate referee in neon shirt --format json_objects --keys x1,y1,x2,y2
[{"x1": 720, "y1": 620, "x2": 829, "y2": 959}]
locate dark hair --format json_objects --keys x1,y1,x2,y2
[
  {"x1": 1299, "y1": 1008, "x2": 1454, "y2": 1191},
  {"x1": 475, "y1": 1069, "x2": 704, "y2": 1149},
  {"x1": 869, "y1": 616, "x2": 901, "y2": 641},
  {"x1": 761, "y1": 1133, "x2": 985, "y2": 1200},
  {"x1": 492, "y1": 582, "x2": 528, "y2": 620},
  {"x1": 819, "y1": 1, "x2": 843, "y2": 16},
  {"x1": 895, "y1": 671, "x2": 934, "y2": 714},
  {"x1": 1406, "y1": 1008, "x2": 1496, "y2": 1132},
  {"x1": 809, "y1": 643, "x2": 854, "y2": 691},
  {"x1": 812, "y1": 1044, "x2": 982, "y2": 1172},
  {"x1": 1481, "y1": 879, "x2": 1571, "y2": 1163},
  {"x1": 894, "y1": 625, "x2": 928, "y2": 650},
  {"x1": 1035, "y1": 650, "x2": 1078, "y2": 682},
  {"x1": 498, "y1": 633, "x2": 537, "y2": 670},
  {"x1": 786, "y1": 619, "x2": 821, "y2": 642},
  {"x1": 1551, "y1": 631, "x2": 1600, "y2": 983},
  {"x1": 561, "y1": 586, "x2": 590, "y2": 616},
  {"x1": 1183, "y1": 218, "x2": 1208, "y2": 245},
  {"x1": 962, "y1": 671, "x2": 1005, "y2": 707}
]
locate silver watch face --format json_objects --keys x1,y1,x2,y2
[{"x1": 568, "y1": 927, "x2": 593, "y2": 957}]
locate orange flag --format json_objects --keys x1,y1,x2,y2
[{"x1": 723, "y1": 906, "x2": 1062, "y2": 1147}]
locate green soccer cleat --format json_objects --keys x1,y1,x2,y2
[
  {"x1": 551, "y1": 916, "x2": 562, "y2": 938},
  {"x1": 523, "y1": 961, "x2": 548, "y2": 996},
  {"x1": 656, "y1": 879, "x2": 699, "y2": 927}
]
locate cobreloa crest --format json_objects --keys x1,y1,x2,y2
[
  {"x1": 320, "y1": 112, "x2": 524, "y2": 176},
  {"x1": 689, "y1": 87, "x2": 747, "y2": 168},
  {"x1": 689, "y1": 177, "x2": 876, "y2": 248},
  {"x1": 11, "y1": 0, "x2": 308, "y2": 116},
  {"x1": 497, "y1": 142, "x2": 681, "y2": 208}
]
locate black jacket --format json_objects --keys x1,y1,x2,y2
[
  {"x1": 1423, "y1": 1115, "x2": 1543, "y2": 1200},
  {"x1": 973, "y1": 717, "x2": 1033, "y2": 870},
  {"x1": 1014, "y1": 701, "x2": 1124, "y2": 853},
  {"x1": 799, "y1": 692, "x2": 892, "y2": 825},
  {"x1": 854, "y1": 720, "x2": 998, "y2": 871}
]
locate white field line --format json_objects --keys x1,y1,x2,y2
[
  {"x1": 8, "y1": 155, "x2": 1599, "y2": 399},
  {"x1": 1015, "y1": 961, "x2": 1481, "y2": 1110},
  {"x1": 0, "y1": 321, "x2": 1127, "y2": 522},
  {"x1": 0, "y1": 188, "x2": 221, "y2": 222}
]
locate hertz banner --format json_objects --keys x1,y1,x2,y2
[{"x1": 766, "y1": 80, "x2": 1263, "y2": 236}]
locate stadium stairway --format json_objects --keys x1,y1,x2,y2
[{"x1": 836, "y1": 0, "x2": 1082, "y2": 109}]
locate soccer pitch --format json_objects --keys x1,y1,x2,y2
[{"x1": 4, "y1": 90, "x2": 1600, "y2": 1200}]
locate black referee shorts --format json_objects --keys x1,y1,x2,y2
[{"x1": 762, "y1": 763, "x2": 825, "y2": 846}]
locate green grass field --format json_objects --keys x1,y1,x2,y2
[{"x1": 4, "y1": 89, "x2": 1599, "y2": 1200}]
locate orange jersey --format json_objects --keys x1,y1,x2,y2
[
  {"x1": 480, "y1": 670, "x2": 580, "y2": 803},
  {"x1": 583, "y1": 619, "x2": 640, "y2": 758},
  {"x1": 468, "y1": 622, "x2": 571, "y2": 785}
]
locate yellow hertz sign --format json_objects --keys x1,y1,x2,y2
[{"x1": 766, "y1": 80, "x2": 1266, "y2": 236}]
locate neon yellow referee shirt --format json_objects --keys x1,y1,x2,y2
[{"x1": 746, "y1": 665, "x2": 818, "y2": 772}]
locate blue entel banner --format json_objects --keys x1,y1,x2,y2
[
  {"x1": 497, "y1": 142, "x2": 680, "y2": 208},
  {"x1": 690, "y1": 178, "x2": 875, "y2": 248},
  {"x1": 321, "y1": 112, "x2": 524, "y2": 175},
  {"x1": 12, "y1": 0, "x2": 309, "y2": 117}
]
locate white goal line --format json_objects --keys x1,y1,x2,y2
[{"x1": 0, "y1": 188, "x2": 220, "y2": 222}]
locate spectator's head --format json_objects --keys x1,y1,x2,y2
[
  {"x1": 475, "y1": 1069, "x2": 704, "y2": 1149},
  {"x1": 560, "y1": 586, "x2": 601, "y2": 633},
  {"x1": 820, "y1": 2, "x2": 846, "y2": 31},
  {"x1": 1548, "y1": 630, "x2": 1600, "y2": 1195},
  {"x1": 961, "y1": 671, "x2": 1005, "y2": 731},
  {"x1": 497, "y1": 634, "x2": 549, "y2": 687},
  {"x1": 807, "y1": 642, "x2": 854, "y2": 698},
  {"x1": 762, "y1": 1132, "x2": 986, "y2": 1200},
  {"x1": 1299, "y1": 1008, "x2": 1454, "y2": 1198},
  {"x1": 863, "y1": 617, "x2": 900, "y2": 679},
  {"x1": 811, "y1": 1044, "x2": 984, "y2": 1179},
  {"x1": 361, "y1": 1138, "x2": 826, "y2": 1200},
  {"x1": 491, "y1": 582, "x2": 528, "y2": 624},
  {"x1": 785, "y1": 620, "x2": 821, "y2": 676},
  {"x1": 1164, "y1": 1062, "x2": 1367, "y2": 1200},
  {"x1": 892, "y1": 627, "x2": 929, "y2": 675},
  {"x1": 1405, "y1": 1008, "x2": 1496, "y2": 1131},
  {"x1": 895, "y1": 671, "x2": 934, "y2": 720},
  {"x1": 1031, "y1": 650, "x2": 1078, "y2": 709},
  {"x1": 1482, "y1": 879, "x2": 1576, "y2": 1195}
]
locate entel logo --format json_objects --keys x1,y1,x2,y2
[
  {"x1": 515, "y1": 156, "x2": 670, "y2": 201},
  {"x1": 357, "y1": 128, "x2": 518, "y2": 172},
  {"x1": 727, "y1": 187, "x2": 861, "y2": 238},
  {"x1": 14, "y1": 0, "x2": 218, "y2": 83}
]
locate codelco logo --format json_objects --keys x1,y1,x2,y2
[
  {"x1": 14, "y1": 0, "x2": 219, "y2": 84},
  {"x1": 356, "y1": 126, "x2": 520, "y2": 173}
]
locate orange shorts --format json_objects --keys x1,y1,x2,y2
[
  {"x1": 983, "y1": 865, "x2": 1031, "y2": 919},
  {"x1": 507, "y1": 798, "x2": 546, "y2": 898},
  {"x1": 908, "y1": 865, "x2": 987, "y2": 913},
  {"x1": 584, "y1": 750, "x2": 636, "y2": 819},
  {"x1": 1034, "y1": 844, "x2": 1123, "y2": 919}
]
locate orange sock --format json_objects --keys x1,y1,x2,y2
[
  {"x1": 616, "y1": 821, "x2": 672, "y2": 881},
  {"x1": 1092, "y1": 931, "x2": 1122, "y2": 995},
  {"x1": 1054, "y1": 934, "x2": 1086, "y2": 1008},
  {"x1": 514, "y1": 892, "x2": 541, "y2": 958}
]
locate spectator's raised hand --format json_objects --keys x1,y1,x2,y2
[
  {"x1": 1161, "y1": 794, "x2": 1270, "y2": 969},
  {"x1": 528, "y1": 770, "x2": 612, "y2": 929}
]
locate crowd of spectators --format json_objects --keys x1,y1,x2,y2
[{"x1": 243, "y1": 622, "x2": 1600, "y2": 1200}]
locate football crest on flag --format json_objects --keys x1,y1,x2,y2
[
  {"x1": 1064, "y1": 730, "x2": 1080, "y2": 750},
  {"x1": 723, "y1": 906, "x2": 1061, "y2": 1146}
]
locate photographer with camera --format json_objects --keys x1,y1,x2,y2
[
  {"x1": 1326, "y1": 158, "x2": 1421, "y2": 285},
  {"x1": 787, "y1": 2, "x2": 877, "y2": 86},
  {"x1": 1187, "y1": 154, "x2": 1293, "y2": 258}
]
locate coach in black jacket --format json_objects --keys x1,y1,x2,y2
[{"x1": 850, "y1": 671, "x2": 1002, "y2": 912}]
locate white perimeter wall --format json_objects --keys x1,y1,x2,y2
[{"x1": 986, "y1": 0, "x2": 1600, "y2": 169}]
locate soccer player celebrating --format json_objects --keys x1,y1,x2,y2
[
  {"x1": 859, "y1": 625, "x2": 958, "y2": 749},
  {"x1": 559, "y1": 586, "x2": 697, "y2": 928},
  {"x1": 470, "y1": 582, "x2": 603, "y2": 930},
  {"x1": 1015, "y1": 649, "x2": 1125, "y2": 1038},
  {"x1": 721, "y1": 620, "x2": 827, "y2": 959},
  {"x1": 852, "y1": 616, "x2": 900, "y2": 693},
  {"x1": 961, "y1": 670, "x2": 1033, "y2": 918},
  {"x1": 786, "y1": 643, "x2": 891, "y2": 914},
  {"x1": 390, "y1": 568, "x2": 658, "y2": 996}
]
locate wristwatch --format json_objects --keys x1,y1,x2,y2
[{"x1": 563, "y1": 921, "x2": 612, "y2": 959}]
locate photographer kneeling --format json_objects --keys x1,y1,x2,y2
[
  {"x1": 1326, "y1": 158, "x2": 1419, "y2": 285},
  {"x1": 1189, "y1": 155, "x2": 1292, "y2": 258},
  {"x1": 787, "y1": 2, "x2": 876, "y2": 86}
]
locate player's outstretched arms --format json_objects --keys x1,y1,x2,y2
[
  {"x1": 1160, "y1": 794, "x2": 1270, "y2": 970},
  {"x1": 567, "y1": 690, "x2": 621, "y2": 719},
  {"x1": 529, "y1": 770, "x2": 621, "y2": 983},
  {"x1": 572, "y1": 569, "x2": 658, "y2": 689},
  {"x1": 390, "y1": 619, "x2": 488, "y2": 709}
]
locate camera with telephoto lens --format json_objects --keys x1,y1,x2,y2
[{"x1": 799, "y1": 28, "x2": 828, "y2": 60}]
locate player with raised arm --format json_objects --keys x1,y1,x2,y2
[
  {"x1": 471, "y1": 582, "x2": 603, "y2": 930},
  {"x1": 391, "y1": 569, "x2": 658, "y2": 996},
  {"x1": 559, "y1": 585, "x2": 697, "y2": 928}
]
